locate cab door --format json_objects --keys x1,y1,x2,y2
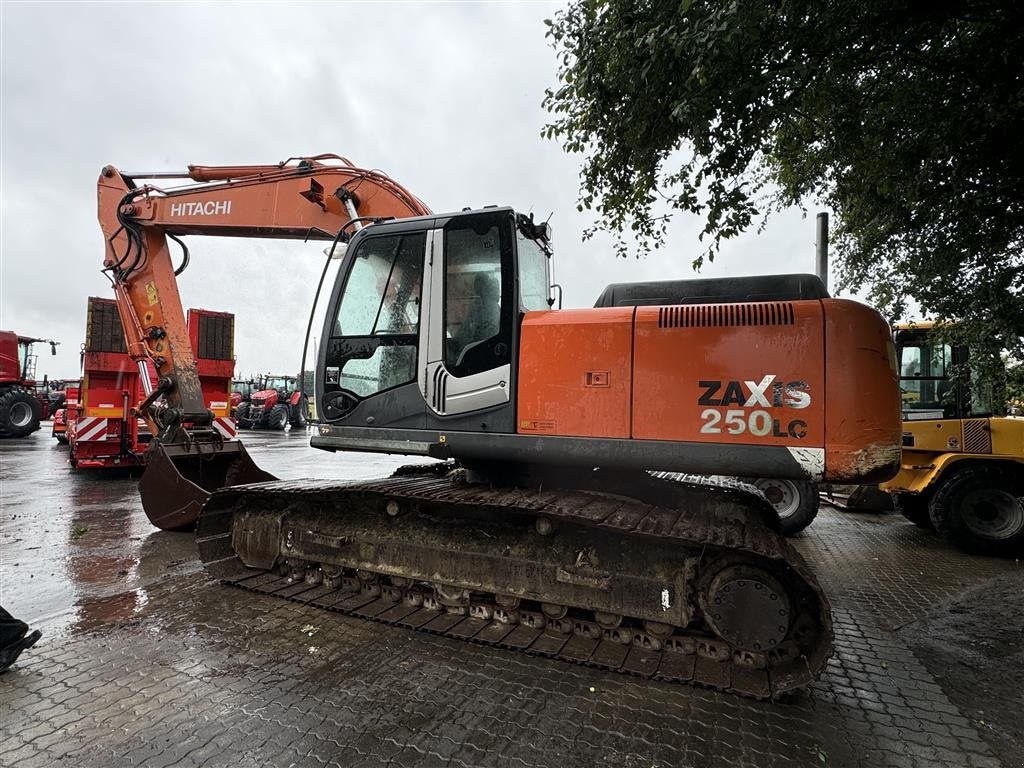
[{"x1": 422, "y1": 210, "x2": 515, "y2": 423}]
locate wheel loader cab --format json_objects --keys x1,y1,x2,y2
[
  {"x1": 883, "y1": 324, "x2": 1024, "y2": 556},
  {"x1": 896, "y1": 327, "x2": 970, "y2": 421},
  {"x1": 317, "y1": 207, "x2": 550, "y2": 433},
  {"x1": 892, "y1": 325, "x2": 1006, "y2": 455}
]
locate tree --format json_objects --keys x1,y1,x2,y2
[{"x1": 543, "y1": 0, "x2": 1024, "y2": 362}]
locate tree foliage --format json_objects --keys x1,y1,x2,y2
[
  {"x1": 1007, "y1": 359, "x2": 1024, "y2": 412},
  {"x1": 543, "y1": 0, "x2": 1024, "y2": 361}
]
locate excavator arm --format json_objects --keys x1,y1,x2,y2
[
  {"x1": 97, "y1": 155, "x2": 431, "y2": 527},
  {"x1": 98, "y1": 155, "x2": 430, "y2": 437}
]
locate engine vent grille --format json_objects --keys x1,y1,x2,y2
[
  {"x1": 962, "y1": 419, "x2": 992, "y2": 454},
  {"x1": 657, "y1": 302, "x2": 795, "y2": 329}
]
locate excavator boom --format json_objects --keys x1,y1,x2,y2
[{"x1": 97, "y1": 156, "x2": 430, "y2": 526}]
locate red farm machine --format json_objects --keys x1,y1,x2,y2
[
  {"x1": 64, "y1": 297, "x2": 236, "y2": 468},
  {"x1": 230, "y1": 378, "x2": 256, "y2": 417},
  {"x1": 235, "y1": 374, "x2": 308, "y2": 430},
  {"x1": 51, "y1": 380, "x2": 80, "y2": 443},
  {"x1": 0, "y1": 330, "x2": 60, "y2": 438}
]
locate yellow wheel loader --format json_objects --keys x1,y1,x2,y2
[{"x1": 884, "y1": 322, "x2": 1024, "y2": 556}]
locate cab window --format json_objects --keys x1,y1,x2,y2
[
  {"x1": 335, "y1": 234, "x2": 424, "y2": 337},
  {"x1": 899, "y1": 341, "x2": 954, "y2": 413},
  {"x1": 329, "y1": 232, "x2": 425, "y2": 397},
  {"x1": 517, "y1": 231, "x2": 550, "y2": 311},
  {"x1": 443, "y1": 215, "x2": 511, "y2": 377}
]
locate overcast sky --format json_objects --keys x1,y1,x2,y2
[{"x1": 2, "y1": 1, "x2": 830, "y2": 381}]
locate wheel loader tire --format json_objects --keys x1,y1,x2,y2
[
  {"x1": 269, "y1": 403, "x2": 289, "y2": 431},
  {"x1": 748, "y1": 477, "x2": 819, "y2": 536},
  {"x1": 235, "y1": 403, "x2": 252, "y2": 429},
  {"x1": 290, "y1": 400, "x2": 308, "y2": 429},
  {"x1": 928, "y1": 466, "x2": 1024, "y2": 557},
  {"x1": 0, "y1": 387, "x2": 42, "y2": 438},
  {"x1": 893, "y1": 492, "x2": 932, "y2": 529}
]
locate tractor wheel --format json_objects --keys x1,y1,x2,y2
[
  {"x1": 0, "y1": 387, "x2": 42, "y2": 438},
  {"x1": 748, "y1": 477, "x2": 819, "y2": 536},
  {"x1": 928, "y1": 466, "x2": 1024, "y2": 557},
  {"x1": 235, "y1": 403, "x2": 252, "y2": 429},
  {"x1": 269, "y1": 403, "x2": 289, "y2": 431},
  {"x1": 893, "y1": 492, "x2": 933, "y2": 529},
  {"x1": 290, "y1": 400, "x2": 308, "y2": 429}
]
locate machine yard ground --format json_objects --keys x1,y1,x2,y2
[{"x1": 1, "y1": 429, "x2": 1021, "y2": 768}]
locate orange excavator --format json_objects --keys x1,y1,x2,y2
[{"x1": 98, "y1": 155, "x2": 901, "y2": 697}]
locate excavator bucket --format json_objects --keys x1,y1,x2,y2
[{"x1": 138, "y1": 441, "x2": 277, "y2": 531}]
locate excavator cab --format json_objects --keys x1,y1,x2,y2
[{"x1": 316, "y1": 208, "x2": 551, "y2": 433}]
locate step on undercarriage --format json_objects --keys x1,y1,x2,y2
[{"x1": 197, "y1": 465, "x2": 832, "y2": 699}]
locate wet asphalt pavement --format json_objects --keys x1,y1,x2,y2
[{"x1": 1, "y1": 426, "x2": 1021, "y2": 767}]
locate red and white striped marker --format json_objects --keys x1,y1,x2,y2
[{"x1": 74, "y1": 416, "x2": 110, "y2": 442}]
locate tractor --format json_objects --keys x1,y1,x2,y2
[
  {"x1": 230, "y1": 378, "x2": 256, "y2": 418},
  {"x1": 235, "y1": 374, "x2": 308, "y2": 430}
]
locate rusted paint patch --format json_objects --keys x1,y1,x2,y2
[{"x1": 833, "y1": 442, "x2": 901, "y2": 484}]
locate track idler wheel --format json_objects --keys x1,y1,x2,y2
[{"x1": 700, "y1": 564, "x2": 792, "y2": 653}]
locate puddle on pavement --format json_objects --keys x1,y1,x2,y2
[{"x1": 1, "y1": 427, "x2": 434, "y2": 639}]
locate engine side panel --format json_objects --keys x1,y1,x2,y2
[
  {"x1": 517, "y1": 307, "x2": 633, "y2": 438},
  {"x1": 631, "y1": 302, "x2": 825, "y2": 448},
  {"x1": 509, "y1": 299, "x2": 901, "y2": 483},
  {"x1": 822, "y1": 299, "x2": 902, "y2": 482}
]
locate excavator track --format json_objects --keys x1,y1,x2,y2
[{"x1": 197, "y1": 466, "x2": 832, "y2": 699}]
